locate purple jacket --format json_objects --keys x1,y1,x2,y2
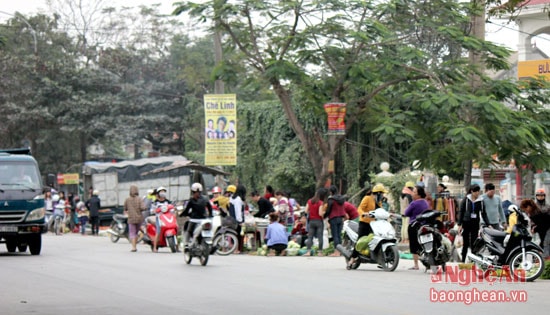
[{"x1": 404, "y1": 199, "x2": 430, "y2": 224}]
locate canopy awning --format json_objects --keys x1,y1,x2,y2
[{"x1": 140, "y1": 160, "x2": 230, "y2": 176}]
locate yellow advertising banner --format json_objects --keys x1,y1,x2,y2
[
  {"x1": 204, "y1": 94, "x2": 237, "y2": 166},
  {"x1": 517, "y1": 59, "x2": 550, "y2": 80},
  {"x1": 57, "y1": 173, "x2": 79, "y2": 185}
]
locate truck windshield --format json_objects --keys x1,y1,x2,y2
[{"x1": 0, "y1": 162, "x2": 42, "y2": 191}]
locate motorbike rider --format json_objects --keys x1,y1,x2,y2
[
  {"x1": 148, "y1": 186, "x2": 171, "y2": 253},
  {"x1": 348, "y1": 184, "x2": 387, "y2": 266},
  {"x1": 180, "y1": 183, "x2": 212, "y2": 248}
]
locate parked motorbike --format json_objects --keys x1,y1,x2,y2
[
  {"x1": 212, "y1": 214, "x2": 239, "y2": 256},
  {"x1": 467, "y1": 205, "x2": 545, "y2": 282},
  {"x1": 336, "y1": 208, "x2": 400, "y2": 271},
  {"x1": 411, "y1": 210, "x2": 453, "y2": 271},
  {"x1": 143, "y1": 204, "x2": 179, "y2": 253},
  {"x1": 106, "y1": 213, "x2": 144, "y2": 243},
  {"x1": 183, "y1": 218, "x2": 214, "y2": 266}
]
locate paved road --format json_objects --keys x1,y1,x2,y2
[{"x1": 0, "y1": 233, "x2": 547, "y2": 315}]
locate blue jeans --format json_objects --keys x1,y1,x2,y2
[{"x1": 329, "y1": 216, "x2": 344, "y2": 247}]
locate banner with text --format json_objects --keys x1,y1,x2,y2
[
  {"x1": 324, "y1": 103, "x2": 346, "y2": 135},
  {"x1": 204, "y1": 94, "x2": 237, "y2": 166}
]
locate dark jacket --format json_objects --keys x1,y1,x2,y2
[
  {"x1": 457, "y1": 194, "x2": 488, "y2": 226},
  {"x1": 86, "y1": 195, "x2": 101, "y2": 217},
  {"x1": 254, "y1": 197, "x2": 274, "y2": 218},
  {"x1": 325, "y1": 194, "x2": 346, "y2": 219},
  {"x1": 181, "y1": 196, "x2": 212, "y2": 219}
]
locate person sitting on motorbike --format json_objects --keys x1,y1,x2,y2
[
  {"x1": 348, "y1": 184, "x2": 386, "y2": 267},
  {"x1": 148, "y1": 186, "x2": 171, "y2": 253},
  {"x1": 180, "y1": 183, "x2": 212, "y2": 248}
]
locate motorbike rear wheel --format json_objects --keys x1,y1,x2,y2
[
  {"x1": 508, "y1": 249, "x2": 544, "y2": 282},
  {"x1": 380, "y1": 245, "x2": 400, "y2": 272},
  {"x1": 18, "y1": 243, "x2": 28, "y2": 253},
  {"x1": 213, "y1": 232, "x2": 238, "y2": 256},
  {"x1": 109, "y1": 221, "x2": 120, "y2": 243},
  {"x1": 199, "y1": 240, "x2": 209, "y2": 266},
  {"x1": 342, "y1": 235, "x2": 360, "y2": 270},
  {"x1": 167, "y1": 235, "x2": 178, "y2": 253}
]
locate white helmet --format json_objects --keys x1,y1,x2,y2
[
  {"x1": 52, "y1": 194, "x2": 60, "y2": 202},
  {"x1": 191, "y1": 183, "x2": 203, "y2": 193},
  {"x1": 508, "y1": 204, "x2": 519, "y2": 213}
]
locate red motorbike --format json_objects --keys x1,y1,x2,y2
[{"x1": 143, "y1": 204, "x2": 179, "y2": 253}]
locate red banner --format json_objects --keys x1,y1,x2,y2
[{"x1": 324, "y1": 103, "x2": 346, "y2": 135}]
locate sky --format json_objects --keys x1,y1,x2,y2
[{"x1": 1, "y1": 0, "x2": 547, "y2": 54}]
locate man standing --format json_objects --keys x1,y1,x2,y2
[
  {"x1": 86, "y1": 190, "x2": 101, "y2": 236},
  {"x1": 482, "y1": 183, "x2": 506, "y2": 230}
]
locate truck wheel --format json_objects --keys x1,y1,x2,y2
[
  {"x1": 29, "y1": 234, "x2": 41, "y2": 255},
  {"x1": 6, "y1": 239, "x2": 16, "y2": 253},
  {"x1": 18, "y1": 243, "x2": 28, "y2": 253}
]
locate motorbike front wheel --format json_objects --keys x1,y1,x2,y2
[
  {"x1": 199, "y1": 240, "x2": 209, "y2": 266},
  {"x1": 508, "y1": 249, "x2": 545, "y2": 282},
  {"x1": 54, "y1": 217, "x2": 62, "y2": 235},
  {"x1": 184, "y1": 245, "x2": 192, "y2": 264},
  {"x1": 109, "y1": 221, "x2": 120, "y2": 243},
  {"x1": 380, "y1": 245, "x2": 400, "y2": 272},
  {"x1": 167, "y1": 235, "x2": 178, "y2": 253},
  {"x1": 213, "y1": 232, "x2": 238, "y2": 256}
]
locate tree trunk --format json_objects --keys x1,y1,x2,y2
[
  {"x1": 463, "y1": 159, "x2": 472, "y2": 192},
  {"x1": 79, "y1": 132, "x2": 87, "y2": 162}
]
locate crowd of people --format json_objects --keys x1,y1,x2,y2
[
  {"x1": 400, "y1": 182, "x2": 550, "y2": 267},
  {"x1": 45, "y1": 180, "x2": 549, "y2": 262}
]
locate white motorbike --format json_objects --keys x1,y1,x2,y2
[
  {"x1": 183, "y1": 218, "x2": 214, "y2": 266},
  {"x1": 337, "y1": 208, "x2": 400, "y2": 271}
]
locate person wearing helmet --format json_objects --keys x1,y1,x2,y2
[
  {"x1": 180, "y1": 183, "x2": 212, "y2": 248},
  {"x1": 210, "y1": 186, "x2": 222, "y2": 211},
  {"x1": 149, "y1": 186, "x2": 171, "y2": 252},
  {"x1": 348, "y1": 184, "x2": 388, "y2": 266},
  {"x1": 535, "y1": 188, "x2": 548, "y2": 212},
  {"x1": 85, "y1": 190, "x2": 101, "y2": 236}
]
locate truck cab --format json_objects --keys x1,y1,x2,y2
[{"x1": 0, "y1": 148, "x2": 46, "y2": 255}]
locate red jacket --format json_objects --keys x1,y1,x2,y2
[{"x1": 344, "y1": 201, "x2": 359, "y2": 220}]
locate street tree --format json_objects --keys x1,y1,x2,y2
[{"x1": 175, "y1": 0, "x2": 550, "y2": 188}]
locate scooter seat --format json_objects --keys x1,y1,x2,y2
[
  {"x1": 483, "y1": 227, "x2": 507, "y2": 240},
  {"x1": 347, "y1": 220, "x2": 359, "y2": 234},
  {"x1": 113, "y1": 213, "x2": 128, "y2": 221}
]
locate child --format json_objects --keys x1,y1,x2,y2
[
  {"x1": 265, "y1": 212, "x2": 288, "y2": 256},
  {"x1": 76, "y1": 201, "x2": 89, "y2": 235}
]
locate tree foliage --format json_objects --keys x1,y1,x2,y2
[{"x1": 175, "y1": 0, "x2": 550, "y2": 191}]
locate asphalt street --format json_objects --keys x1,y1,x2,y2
[{"x1": 0, "y1": 233, "x2": 548, "y2": 315}]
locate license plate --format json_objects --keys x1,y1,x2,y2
[
  {"x1": 202, "y1": 231, "x2": 212, "y2": 237},
  {"x1": 420, "y1": 233, "x2": 433, "y2": 243},
  {"x1": 0, "y1": 225, "x2": 18, "y2": 233}
]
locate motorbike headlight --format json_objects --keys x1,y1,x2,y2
[{"x1": 26, "y1": 207, "x2": 45, "y2": 221}]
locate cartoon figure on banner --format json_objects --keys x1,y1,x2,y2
[{"x1": 216, "y1": 116, "x2": 227, "y2": 139}]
